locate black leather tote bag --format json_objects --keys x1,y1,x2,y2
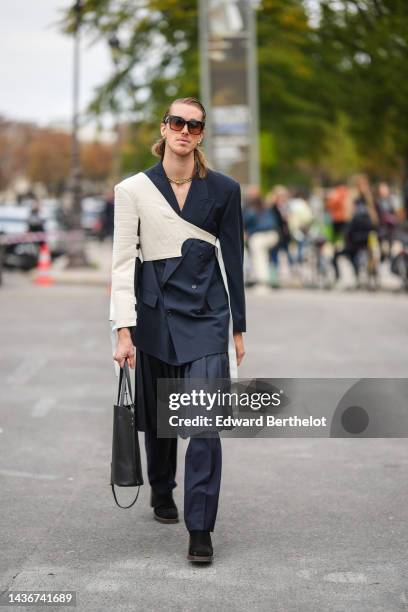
[{"x1": 110, "y1": 360, "x2": 144, "y2": 508}]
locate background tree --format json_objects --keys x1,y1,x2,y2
[
  {"x1": 314, "y1": 0, "x2": 408, "y2": 182},
  {"x1": 82, "y1": 141, "x2": 114, "y2": 181},
  {"x1": 0, "y1": 119, "x2": 38, "y2": 193},
  {"x1": 27, "y1": 130, "x2": 71, "y2": 195},
  {"x1": 257, "y1": 0, "x2": 331, "y2": 187},
  {"x1": 60, "y1": 0, "x2": 408, "y2": 189},
  {"x1": 62, "y1": 0, "x2": 331, "y2": 185},
  {"x1": 61, "y1": 0, "x2": 200, "y2": 175}
]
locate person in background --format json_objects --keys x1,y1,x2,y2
[
  {"x1": 242, "y1": 185, "x2": 263, "y2": 236},
  {"x1": 325, "y1": 183, "x2": 350, "y2": 243},
  {"x1": 27, "y1": 197, "x2": 46, "y2": 248},
  {"x1": 27, "y1": 197, "x2": 45, "y2": 234},
  {"x1": 403, "y1": 176, "x2": 408, "y2": 222},
  {"x1": 102, "y1": 190, "x2": 115, "y2": 240},
  {"x1": 265, "y1": 186, "x2": 292, "y2": 286},
  {"x1": 243, "y1": 186, "x2": 280, "y2": 293},
  {"x1": 242, "y1": 185, "x2": 262, "y2": 286},
  {"x1": 332, "y1": 174, "x2": 378, "y2": 285},
  {"x1": 375, "y1": 182, "x2": 398, "y2": 261},
  {"x1": 287, "y1": 189, "x2": 314, "y2": 264}
]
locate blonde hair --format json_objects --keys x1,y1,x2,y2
[{"x1": 151, "y1": 97, "x2": 210, "y2": 178}]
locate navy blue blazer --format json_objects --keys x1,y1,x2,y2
[{"x1": 131, "y1": 159, "x2": 246, "y2": 364}]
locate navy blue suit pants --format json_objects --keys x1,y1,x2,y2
[{"x1": 136, "y1": 349, "x2": 229, "y2": 532}]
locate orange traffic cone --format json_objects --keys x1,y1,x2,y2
[{"x1": 34, "y1": 243, "x2": 53, "y2": 286}]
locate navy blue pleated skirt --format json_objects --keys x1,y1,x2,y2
[{"x1": 134, "y1": 348, "x2": 232, "y2": 435}]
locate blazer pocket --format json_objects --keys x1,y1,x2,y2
[
  {"x1": 142, "y1": 288, "x2": 158, "y2": 308},
  {"x1": 205, "y1": 286, "x2": 229, "y2": 311}
]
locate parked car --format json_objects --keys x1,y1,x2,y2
[{"x1": 0, "y1": 201, "x2": 66, "y2": 271}]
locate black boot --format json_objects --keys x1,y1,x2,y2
[
  {"x1": 187, "y1": 530, "x2": 213, "y2": 563},
  {"x1": 150, "y1": 489, "x2": 179, "y2": 524}
]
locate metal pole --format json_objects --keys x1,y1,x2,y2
[
  {"x1": 109, "y1": 34, "x2": 122, "y2": 184},
  {"x1": 247, "y1": 1, "x2": 261, "y2": 188},
  {"x1": 72, "y1": 2, "x2": 81, "y2": 226},
  {"x1": 67, "y1": 0, "x2": 89, "y2": 267},
  {"x1": 198, "y1": 0, "x2": 213, "y2": 167}
]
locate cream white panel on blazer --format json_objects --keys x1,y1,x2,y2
[{"x1": 109, "y1": 172, "x2": 238, "y2": 379}]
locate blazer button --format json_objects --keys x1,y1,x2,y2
[
  {"x1": 191, "y1": 284, "x2": 197, "y2": 289},
  {"x1": 166, "y1": 309, "x2": 172, "y2": 316}
]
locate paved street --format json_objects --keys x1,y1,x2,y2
[{"x1": 1, "y1": 274, "x2": 408, "y2": 611}]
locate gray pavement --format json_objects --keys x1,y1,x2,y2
[{"x1": 0, "y1": 274, "x2": 408, "y2": 611}]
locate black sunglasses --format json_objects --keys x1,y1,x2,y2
[{"x1": 164, "y1": 114, "x2": 205, "y2": 135}]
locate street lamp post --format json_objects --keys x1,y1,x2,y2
[
  {"x1": 109, "y1": 33, "x2": 123, "y2": 184},
  {"x1": 67, "y1": 0, "x2": 89, "y2": 267}
]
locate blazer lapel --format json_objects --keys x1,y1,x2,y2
[
  {"x1": 146, "y1": 161, "x2": 216, "y2": 287},
  {"x1": 182, "y1": 176, "x2": 217, "y2": 228},
  {"x1": 149, "y1": 161, "x2": 180, "y2": 216},
  {"x1": 149, "y1": 160, "x2": 216, "y2": 226}
]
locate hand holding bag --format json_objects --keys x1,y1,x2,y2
[{"x1": 110, "y1": 360, "x2": 144, "y2": 508}]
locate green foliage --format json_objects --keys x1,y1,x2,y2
[
  {"x1": 59, "y1": 0, "x2": 408, "y2": 185},
  {"x1": 60, "y1": 0, "x2": 200, "y2": 173},
  {"x1": 315, "y1": 0, "x2": 408, "y2": 179},
  {"x1": 319, "y1": 112, "x2": 362, "y2": 182}
]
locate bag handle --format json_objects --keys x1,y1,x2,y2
[
  {"x1": 117, "y1": 360, "x2": 134, "y2": 406},
  {"x1": 136, "y1": 217, "x2": 141, "y2": 251},
  {"x1": 111, "y1": 483, "x2": 141, "y2": 509}
]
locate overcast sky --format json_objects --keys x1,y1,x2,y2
[{"x1": 1, "y1": 0, "x2": 110, "y2": 127}]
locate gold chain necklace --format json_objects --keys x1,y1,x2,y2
[
  {"x1": 167, "y1": 175, "x2": 194, "y2": 185},
  {"x1": 167, "y1": 176, "x2": 193, "y2": 185},
  {"x1": 164, "y1": 161, "x2": 198, "y2": 185}
]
